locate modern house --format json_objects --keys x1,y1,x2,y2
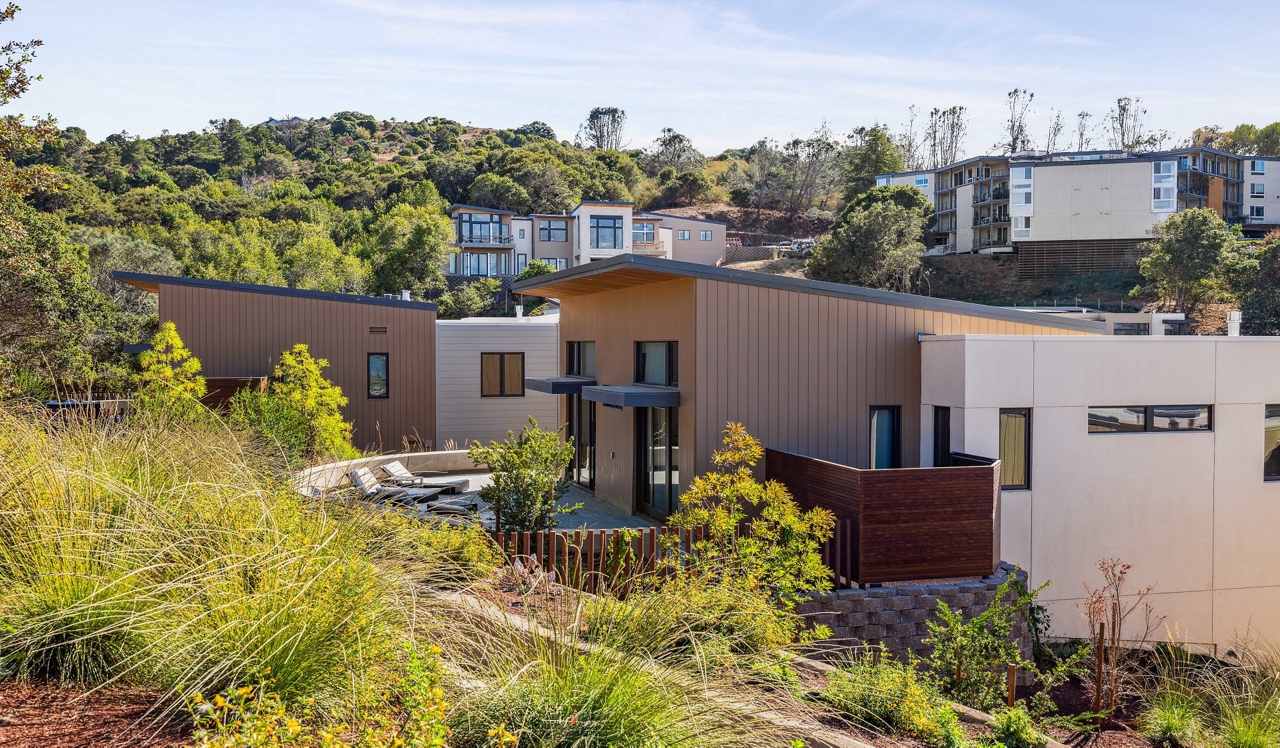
[
  {"x1": 512, "y1": 254, "x2": 1101, "y2": 519},
  {"x1": 921, "y1": 334, "x2": 1280, "y2": 653},
  {"x1": 876, "y1": 148, "x2": 1265, "y2": 278},
  {"x1": 436, "y1": 313, "x2": 560, "y2": 448},
  {"x1": 114, "y1": 272, "x2": 438, "y2": 452},
  {"x1": 446, "y1": 201, "x2": 727, "y2": 280}
]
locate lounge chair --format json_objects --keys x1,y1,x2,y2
[
  {"x1": 348, "y1": 467, "x2": 444, "y2": 505},
  {"x1": 378, "y1": 461, "x2": 471, "y2": 494}
]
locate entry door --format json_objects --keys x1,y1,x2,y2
[
  {"x1": 567, "y1": 393, "x2": 595, "y2": 491},
  {"x1": 637, "y1": 407, "x2": 679, "y2": 517}
]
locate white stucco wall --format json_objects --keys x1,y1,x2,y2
[
  {"x1": 1030, "y1": 160, "x2": 1157, "y2": 241},
  {"x1": 921, "y1": 334, "x2": 1280, "y2": 654},
  {"x1": 570, "y1": 203, "x2": 633, "y2": 262},
  {"x1": 436, "y1": 315, "x2": 560, "y2": 447}
]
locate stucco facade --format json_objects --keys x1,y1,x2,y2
[{"x1": 921, "y1": 334, "x2": 1280, "y2": 654}]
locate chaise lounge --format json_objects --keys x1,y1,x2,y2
[{"x1": 377, "y1": 460, "x2": 471, "y2": 494}]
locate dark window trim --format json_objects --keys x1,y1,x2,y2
[
  {"x1": 1088, "y1": 405, "x2": 1213, "y2": 434},
  {"x1": 933, "y1": 406, "x2": 952, "y2": 467},
  {"x1": 481, "y1": 352, "x2": 526, "y2": 398},
  {"x1": 869, "y1": 405, "x2": 901, "y2": 469},
  {"x1": 1266, "y1": 404, "x2": 1280, "y2": 482},
  {"x1": 567, "y1": 340, "x2": 596, "y2": 377},
  {"x1": 634, "y1": 341, "x2": 678, "y2": 387},
  {"x1": 367, "y1": 352, "x2": 389, "y2": 399},
  {"x1": 999, "y1": 407, "x2": 1031, "y2": 490}
]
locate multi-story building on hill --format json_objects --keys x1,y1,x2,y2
[
  {"x1": 877, "y1": 148, "x2": 1276, "y2": 279},
  {"x1": 445, "y1": 201, "x2": 727, "y2": 279}
]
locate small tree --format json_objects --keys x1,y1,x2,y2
[
  {"x1": 1136, "y1": 208, "x2": 1236, "y2": 316},
  {"x1": 269, "y1": 344, "x2": 357, "y2": 460},
  {"x1": 809, "y1": 201, "x2": 929, "y2": 292},
  {"x1": 1240, "y1": 231, "x2": 1280, "y2": 335},
  {"x1": 469, "y1": 417, "x2": 576, "y2": 531},
  {"x1": 134, "y1": 321, "x2": 206, "y2": 419},
  {"x1": 437, "y1": 277, "x2": 501, "y2": 320},
  {"x1": 513, "y1": 259, "x2": 556, "y2": 316},
  {"x1": 668, "y1": 423, "x2": 835, "y2": 602}
]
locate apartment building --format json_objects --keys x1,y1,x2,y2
[
  {"x1": 877, "y1": 148, "x2": 1256, "y2": 278},
  {"x1": 922, "y1": 334, "x2": 1280, "y2": 653},
  {"x1": 446, "y1": 202, "x2": 727, "y2": 279}
]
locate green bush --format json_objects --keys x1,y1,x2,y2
[
  {"x1": 821, "y1": 654, "x2": 965, "y2": 748},
  {"x1": 134, "y1": 321, "x2": 207, "y2": 420},
  {"x1": 468, "y1": 417, "x2": 576, "y2": 531},
  {"x1": 1138, "y1": 691, "x2": 1204, "y2": 748},
  {"x1": 989, "y1": 704, "x2": 1044, "y2": 748}
]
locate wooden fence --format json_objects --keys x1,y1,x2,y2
[{"x1": 765, "y1": 448, "x2": 1001, "y2": 585}]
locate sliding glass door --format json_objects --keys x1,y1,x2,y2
[
  {"x1": 566, "y1": 393, "x2": 595, "y2": 490},
  {"x1": 637, "y1": 406, "x2": 679, "y2": 517}
]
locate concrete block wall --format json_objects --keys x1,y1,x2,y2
[{"x1": 797, "y1": 562, "x2": 1032, "y2": 663}]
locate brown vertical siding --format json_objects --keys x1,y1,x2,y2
[
  {"x1": 693, "y1": 278, "x2": 1087, "y2": 476},
  {"x1": 158, "y1": 283, "x2": 435, "y2": 452},
  {"x1": 556, "y1": 277, "x2": 697, "y2": 513}
]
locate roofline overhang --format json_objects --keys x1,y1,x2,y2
[
  {"x1": 581, "y1": 384, "x2": 681, "y2": 408},
  {"x1": 111, "y1": 271, "x2": 439, "y2": 311}
]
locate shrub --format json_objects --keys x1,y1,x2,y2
[
  {"x1": 989, "y1": 704, "x2": 1044, "y2": 748},
  {"x1": 228, "y1": 382, "x2": 311, "y2": 468},
  {"x1": 822, "y1": 654, "x2": 965, "y2": 748},
  {"x1": 1139, "y1": 691, "x2": 1204, "y2": 748},
  {"x1": 668, "y1": 423, "x2": 834, "y2": 604},
  {"x1": 469, "y1": 417, "x2": 576, "y2": 531},
  {"x1": 134, "y1": 321, "x2": 207, "y2": 419}
]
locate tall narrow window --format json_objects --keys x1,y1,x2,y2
[
  {"x1": 480, "y1": 353, "x2": 524, "y2": 397},
  {"x1": 999, "y1": 408, "x2": 1030, "y2": 489},
  {"x1": 869, "y1": 406, "x2": 900, "y2": 469},
  {"x1": 933, "y1": 406, "x2": 952, "y2": 467},
  {"x1": 567, "y1": 341, "x2": 596, "y2": 377},
  {"x1": 636, "y1": 342, "x2": 677, "y2": 386},
  {"x1": 367, "y1": 353, "x2": 389, "y2": 399},
  {"x1": 1266, "y1": 406, "x2": 1280, "y2": 481}
]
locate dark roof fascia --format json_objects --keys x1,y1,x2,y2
[
  {"x1": 570, "y1": 200, "x2": 636, "y2": 212},
  {"x1": 581, "y1": 384, "x2": 681, "y2": 408},
  {"x1": 447, "y1": 203, "x2": 518, "y2": 216},
  {"x1": 874, "y1": 168, "x2": 935, "y2": 179},
  {"x1": 528, "y1": 213, "x2": 575, "y2": 219},
  {"x1": 638, "y1": 211, "x2": 729, "y2": 227},
  {"x1": 111, "y1": 272, "x2": 439, "y2": 311},
  {"x1": 511, "y1": 254, "x2": 1104, "y2": 333}
]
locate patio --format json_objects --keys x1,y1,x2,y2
[{"x1": 454, "y1": 473, "x2": 657, "y2": 530}]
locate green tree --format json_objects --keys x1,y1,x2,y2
[
  {"x1": 513, "y1": 258, "x2": 556, "y2": 315},
  {"x1": 469, "y1": 417, "x2": 576, "y2": 531},
  {"x1": 841, "y1": 183, "x2": 935, "y2": 227},
  {"x1": 514, "y1": 121, "x2": 556, "y2": 140},
  {"x1": 842, "y1": 126, "x2": 905, "y2": 203},
  {"x1": 267, "y1": 344, "x2": 358, "y2": 460},
  {"x1": 467, "y1": 172, "x2": 529, "y2": 213},
  {"x1": 1135, "y1": 208, "x2": 1236, "y2": 316},
  {"x1": 436, "y1": 277, "x2": 501, "y2": 320},
  {"x1": 809, "y1": 201, "x2": 928, "y2": 292},
  {"x1": 134, "y1": 321, "x2": 207, "y2": 418},
  {"x1": 1241, "y1": 231, "x2": 1280, "y2": 335}
]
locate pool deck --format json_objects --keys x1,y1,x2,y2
[{"x1": 458, "y1": 474, "x2": 658, "y2": 530}]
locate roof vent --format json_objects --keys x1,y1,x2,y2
[
  {"x1": 369, "y1": 326, "x2": 387, "y2": 335},
  {"x1": 401, "y1": 290, "x2": 411, "y2": 301},
  {"x1": 1228, "y1": 310, "x2": 1242, "y2": 336}
]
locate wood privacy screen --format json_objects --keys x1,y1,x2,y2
[{"x1": 764, "y1": 448, "x2": 1001, "y2": 585}]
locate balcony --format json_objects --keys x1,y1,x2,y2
[
  {"x1": 992, "y1": 187, "x2": 1010, "y2": 201},
  {"x1": 973, "y1": 215, "x2": 993, "y2": 226},
  {"x1": 454, "y1": 234, "x2": 514, "y2": 248},
  {"x1": 630, "y1": 240, "x2": 668, "y2": 257},
  {"x1": 973, "y1": 193, "x2": 992, "y2": 205}
]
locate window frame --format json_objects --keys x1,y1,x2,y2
[
  {"x1": 1088, "y1": 405, "x2": 1213, "y2": 433},
  {"x1": 538, "y1": 219, "x2": 568, "y2": 242},
  {"x1": 869, "y1": 405, "x2": 901, "y2": 469},
  {"x1": 932, "y1": 405, "x2": 952, "y2": 467},
  {"x1": 367, "y1": 353, "x2": 389, "y2": 399},
  {"x1": 589, "y1": 216, "x2": 624, "y2": 249},
  {"x1": 1266, "y1": 405, "x2": 1280, "y2": 482},
  {"x1": 567, "y1": 341, "x2": 596, "y2": 377},
  {"x1": 633, "y1": 222, "x2": 656, "y2": 243},
  {"x1": 677, "y1": 229, "x2": 691, "y2": 241},
  {"x1": 1252, "y1": 205, "x2": 1266, "y2": 219},
  {"x1": 999, "y1": 408, "x2": 1031, "y2": 490},
  {"x1": 1252, "y1": 183, "x2": 1266, "y2": 198},
  {"x1": 634, "y1": 341, "x2": 678, "y2": 387},
  {"x1": 699, "y1": 230, "x2": 713, "y2": 241},
  {"x1": 480, "y1": 352, "x2": 526, "y2": 398}
]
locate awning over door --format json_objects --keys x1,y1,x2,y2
[
  {"x1": 525, "y1": 375, "x2": 596, "y2": 395},
  {"x1": 581, "y1": 384, "x2": 680, "y2": 408}
]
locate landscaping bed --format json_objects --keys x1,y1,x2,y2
[{"x1": 0, "y1": 680, "x2": 189, "y2": 747}]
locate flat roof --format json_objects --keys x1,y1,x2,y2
[
  {"x1": 922, "y1": 334, "x2": 1259, "y2": 342},
  {"x1": 112, "y1": 272, "x2": 439, "y2": 311},
  {"x1": 510, "y1": 254, "x2": 1104, "y2": 333},
  {"x1": 639, "y1": 211, "x2": 729, "y2": 227},
  {"x1": 447, "y1": 203, "x2": 517, "y2": 215}
]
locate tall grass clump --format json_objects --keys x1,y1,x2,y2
[
  {"x1": 0, "y1": 403, "x2": 490, "y2": 717},
  {"x1": 821, "y1": 653, "x2": 966, "y2": 748}
]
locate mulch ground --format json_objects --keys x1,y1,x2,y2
[{"x1": 0, "y1": 680, "x2": 190, "y2": 747}]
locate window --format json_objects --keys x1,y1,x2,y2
[
  {"x1": 367, "y1": 353, "x2": 388, "y2": 399},
  {"x1": 876, "y1": 176, "x2": 890, "y2": 187},
  {"x1": 1252, "y1": 183, "x2": 1266, "y2": 198},
  {"x1": 516, "y1": 253, "x2": 528, "y2": 274},
  {"x1": 1266, "y1": 406, "x2": 1280, "y2": 480},
  {"x1": 1012, "y1": 216, "x2": 1031, "y2": 239},
  {"x1": 635, "y1": 341, "x2": 677, "y2": 386},
  {"x1": 1112, "y1": 322, "x2": 1150, "y2": 335},
  {"x1": 933, "y1": 406, "x2": 952, "y2": 467},
  {"x1": 633, "y1": 222, "x2": 656, "y2": 243},
  {"x1": 1089, "y1": 405, "x2": 1211, "y2": 433},
  {"x1": 1252, "y1": 160, "x2": 1267, "y2": 175},
  {"x1": 567, "y1": 341, "x2": 596, "y2": 377},
  {"x1": 999, "y1": 409, "x2": 1031, "y2": 489},
  {"x1": 518, "y1": 228, "x2": 526, "y2": 239},
  {"x1": 448, "y1": 252, "x2": 458, "y2": 274},
  {"x1": 480, "y1": 353, "x2": 524, "y2": 397},
  {"x1": 1153, "y1": 161, "x2": 1175, "y2": 175},
  {"x1": 915, "y1": 175, "x2": 929, "y2": 189},
  {"x1": 1018, "y1": 191, "x2": 1032, "y2": 204},
  {"x1": 498, "y1": 253, "x2": 509, "y2": 276},
  {"x1": 1154, "y1": 187, "x2": 1175, "y2": 201},
  {"x1": 677, "y1": 229, "x2": 691, "y2": 241},
  {"x1": 458, "y1": 212, "x2": 507, "y2": 244},
  {"x1": 1014, "y1": 166, "x2": 1032, "y2": 179},
  {"x1": 700, "y1": 230, "x2": 712, "y2": 241},
  {"x1": 556, "y1": 258, "x2": 569, "y2": 270},
  {"x1": 870, "y1": 406, "x2": 900, "y2": 469},
  {"x1": 589, "y1": 216, "x2": 623, "y2": 249},
  {"x1": 1252, "y1": 206, "x2": 1266, "y2": 219},
  {"x1": 538, "y1": 220, "x2": 568, "y2": 242}
]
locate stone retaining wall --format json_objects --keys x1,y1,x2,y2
[{"x1": 797, "y1": 562, "x2": 1032, "y2": 663}]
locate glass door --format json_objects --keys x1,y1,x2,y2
[
  {"x1": 637, "y1": 407, "x2": 679, "y2": 517},
  {"x1": 566, "y1": 393, "x2": 595, "y2": 491}
]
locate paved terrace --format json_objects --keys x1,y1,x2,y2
[{"x1": 458, "y1": 473, "x2": 657, "y2": 530}]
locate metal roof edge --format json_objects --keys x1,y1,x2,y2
[
  {"x1": 447, "y1": 203, "x2": 518, "y2": 215},
  {"x1": 639, "y1": 211, "x2": 729, "y2": 226},
  {"x1": 110, "y1": 272, "x2": 439, "y2": 311},
  {"x1": 510, "y1": 255, "x2": 1105, "y2": 333}
]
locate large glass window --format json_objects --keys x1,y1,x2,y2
[
  {"x1": 480, "y1": 352, "x2": 524, "y2": 397},
  {"x1": 637, "y1": 406, "x2": 679, "y2": 517},
  {"x1": 870, "y1": 406, "x2": 900, "y2": 469},
  {"x1": 1089, "y1": 406, "x2": 1211, "y2": 433},
  {"x1": 1112, "y1": 322, "x2": 1150, "y2": 335},
  {"x1": 933, "y1": 406, "x2": 952, "y2": 467},
  {"x1": 367, "y1": 353, "x2": 388, "y2": 399},
  {"x1": 458, "y1": 213, "x2": 508, "y2": 244},
  {"x1": 635, "y1": 341, "x2": 677, "y2": 386},
  {"x1": 538, "y1": 219, "x2": 568, "y2": 242},
  {"x1": 999, "y1": 408, "x2": 1030, "y2": 489},
  {"x1": 589, "y1": 216, "x2": 623, "y2": 249},
  {"x1": 567, "y1": 341, "x2": 596, "y2": 377},
  {"x1": 1252, "y1": 160, "x2": 1267, "y2": 175},
  {"x1": 1266, "y1": 406, "x2": 1280, "y2": 481},
  {"x1": 633, "y1": 222, "x2": 655, "y2": 243}
]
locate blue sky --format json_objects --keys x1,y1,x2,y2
[{"x1": 12, "y1": 1, "x2": 1280, "y2": 154}]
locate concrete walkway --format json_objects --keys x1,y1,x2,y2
[{"x1": 459, "y1": 474, "x2": 658, "y2": 530}]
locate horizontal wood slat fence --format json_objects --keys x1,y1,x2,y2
[{"x1": 764, "y1": 448, "x2": 1001, "y2": 586}]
